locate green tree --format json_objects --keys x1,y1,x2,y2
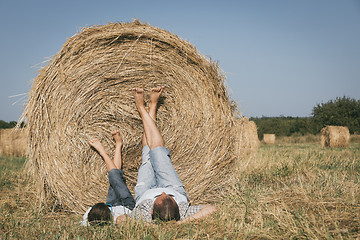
[
  {"x1": 250, "y1": 116, "x2": 316, "y2": 139},
  {"x1": 312, "y1": 96, "x2": 360, "y2": 134},
  {"x1": 0, "y1": 120, "x2": 17, "y2": 129}
]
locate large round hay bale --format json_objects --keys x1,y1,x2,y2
[
  {"x1": 321, "y1": 126, "x2": 350, "y2": 148},
  {"x1": 0, "y1": 128, "x2": 27, "y2": 157},
  {"x1": 263, "y1": 134, "x2": 276, "y2": 144},
  {"x1": 21, "y1": 20, "x2": 259, "y2": 212}
]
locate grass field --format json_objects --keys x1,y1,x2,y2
[{"x1": 0, "y1": 139, "x2": 359, "y2": 239}]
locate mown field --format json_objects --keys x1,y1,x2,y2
[{"x1": 1, "y1": 137, "x2": 359, "y2": 239}]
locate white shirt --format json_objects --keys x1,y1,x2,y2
[
  {"x1": 80, "y1": 205, "x2": 132, "y2": 226},
  {"x1": 135, "y1": 187, "x2": 188, "y2": 207}
]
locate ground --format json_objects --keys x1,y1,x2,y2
[{"x1": 0, "y1": 136, "x2": 359, "y2": 239}]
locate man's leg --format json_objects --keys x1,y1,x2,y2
[
  {"x1": 141, "y1": 86, "x2": 164, "y2": 147},
  {"x1": 148, "y1": 86, "x2": 164, "y2": 121},
  {"x1": 133, "y1": 87, "x2": 187, "y2": 199},
  {"x1": 134, "y1": 87, "x2": 164, "y2": 202},
  {"x1": 134, "y1": 145, "x2": 156, "y2": 203},
  {"x1": 149, "y1": 147, "x2": 188, "y2": 198},
  {"x1": 132, "y1": 88, "x2": 164, "y2": 149}
]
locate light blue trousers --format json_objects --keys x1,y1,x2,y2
[{"x1": 134, "y1": 145, "x2": 187, "y2": 203}]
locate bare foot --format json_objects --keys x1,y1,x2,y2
[
  {"x1": 89, "y1": 138, "x2": 105, "y2": 152},
  {"x1": 132, "y1": 88, "x2": 145, "y2": 108},
  {"x1": 149, "y1": 86, "x2": 164, "y2": 106},
  {"x1": 112, "y1": 130, "x2": 123, "y2": 145}
]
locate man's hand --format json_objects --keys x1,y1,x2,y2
[{"x1": 177, "y1": 205, "x2": 217, "y2": 224}]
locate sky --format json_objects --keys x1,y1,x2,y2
[{"x1": 0, "y1": 0, "x2": 359, "y2": 122}]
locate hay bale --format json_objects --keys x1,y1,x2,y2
[
  {"x1": 235, "y1": 117, "x2": 259, "y2": 155},
  {"x1": 321, "y1": 126, "x2": 350, "y2": 148},
  {"x1": 233, "y1": 117, "x2": 259, "y2": 172},
  {"x1": 263, "y1": 134, "x2": 276, "y2": 144},
  {"x1": 21, "y1": 20, "x2": 258, "y2": 212},
  {"x1": 0, "y1": 128, "x2": 27, "y2": 157}
]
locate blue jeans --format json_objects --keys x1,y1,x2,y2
[
  {"x1": 106, "y1": 169, "x2": 135, "y2": 210},
  {"x1": 134, "y1": 145, "x2": 187, "y2": 203}
]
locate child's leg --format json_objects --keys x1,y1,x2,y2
[
  {"x1": 111, "y1": 130, "x2": 123, "y2": 169},
  {"x1": 89, "y1": 137, "x2": 135, "y2": 209},
  {"x1": 89, "y1": 138, "x2": 116, "y2": 172},
  {"x1": 106, "y1": 169, "x2": 135, "y2": 210}
]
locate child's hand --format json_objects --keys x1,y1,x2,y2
[{"x1": 116, "y1": 215, "x2": 127, "y2": 225}]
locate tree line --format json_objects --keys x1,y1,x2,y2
[
  {"x1": 1, "y1": 97, "x2": 359, "y2": 138},
  {"x1": 0, "y1": 120, "x2": 18, "y2": 129},
  {"x1": 251, "y1": 96, "x2": 360, "y2": 139}
]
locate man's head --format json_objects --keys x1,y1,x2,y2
[
  {"x1": 88, "y1": 202, "x2": 112, "y2": 226},
  {"x1": 151, "y1": 192, "x2": 180, "y2": 222}
]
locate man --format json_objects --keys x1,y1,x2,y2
[{"x1": 117, "y1": 86, "x2": 217, "y2": 224}]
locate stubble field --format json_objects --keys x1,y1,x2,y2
[{"x1": 0, "y1": 136, "x2": 359, "y2": 239}]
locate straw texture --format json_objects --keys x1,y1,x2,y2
[
  {"x1": 21, "y1": 20, "x2": 259, "y2": 212},
  {"x1": 321, "y1": 126, "x2": 350, "y2": 148}
]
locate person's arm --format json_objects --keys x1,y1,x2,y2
[{"x1": 177, "y1": 205, "x2": 217, "y2": 224}]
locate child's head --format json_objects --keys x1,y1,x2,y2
[{"x1": 88, "y1": 203, "x2": 112, "y2": 226}]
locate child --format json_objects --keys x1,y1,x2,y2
[{"x1": 80, "y1": 130, "x2": 135, "y2": 226}]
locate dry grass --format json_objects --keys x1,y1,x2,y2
[
  {"x1": 20, "y1": 20, "x2": 258, "y2": 213},
  {"x1": 351, "y1": 134, "x2": 360, "y2": 143},
  {"x1": 276, "y1": 134, "x2": 321, "y2": 144},
  {"x1": 1, "y1": 140, "x2": 359, "y2": 239},
  {"x1": 236, "y1": 142, "x2": 359, "y2": 239}
]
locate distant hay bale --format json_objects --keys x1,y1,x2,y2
[
  {"x1": 263, "y1": 134, "x2": 276, "y2": 144},
  {"x1": 235, "y1": 117, "x2": 259, "y2": 156},
  {"x1": 321, "y1": 126, "x2": 350, "y2": 148},
  {"x1": 0, "y1": 128, "x2": 27, "y2": 157},
  {"x1": 21, "y1": 20, "x2": 259, "y2": 212}
]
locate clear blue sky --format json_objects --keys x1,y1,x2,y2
[{"x1": 1, "y1": 0, "x2": 359, "y2": 122}]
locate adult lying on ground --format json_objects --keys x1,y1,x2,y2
[{"x1": 117, "y1": 86, "x2": 217, "y2": 224}]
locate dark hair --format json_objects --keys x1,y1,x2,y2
[
  {"x1": 88, "y1": 203, "x2": 112, "y2": 226},
  {"x1": 152, "y1": 197, "x2": 180, "y2": 222}
]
